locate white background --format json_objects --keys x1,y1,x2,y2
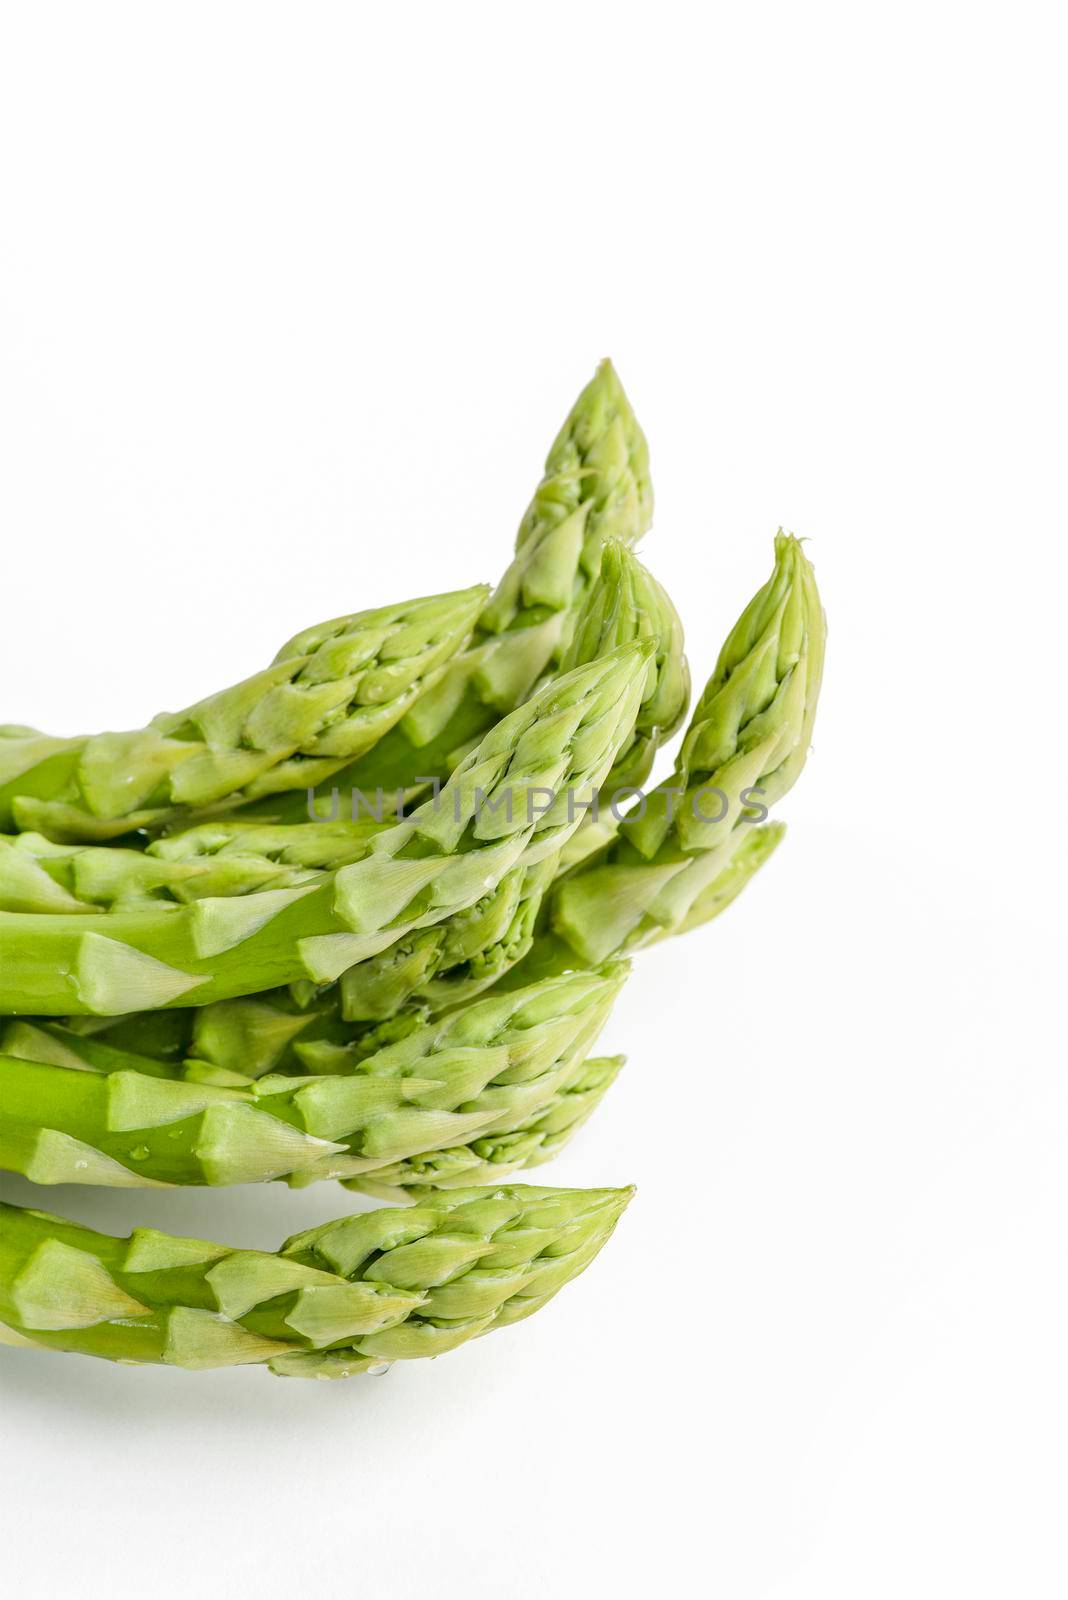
[{"x1": 1, "y1": 4, "x2": 1065, "y2": 1596}]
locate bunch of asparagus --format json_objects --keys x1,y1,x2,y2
[{"x1": 0, "y1": 361, "x2": 825, "y2": 1379}]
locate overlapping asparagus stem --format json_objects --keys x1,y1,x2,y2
[
  {"x1": 300, "y1": 360, "x2": 653, "y2": 798},
  {"x1": 349, "y1": 1054, "x2": 626, "y2": 1201},
  {"x1": 538, "y1": 532, "x2": 825, "y2": 965},
  {"x1": 0, "y1": 589, "x2": 488, "y2": 843},
  {"x1": 0, "y1": 644, "x2": 651, "y2": 1014},
  {"x1": 3, "y1": 541, "x2": 688, "y2": 1073},
  {"x1": 0, "y1": 1184, "x2": 631, "y2": 1376},
  {"x1": 317, "y1": 539, "x2": 687, "y2": 1023},
  {"x1": 660, "y1": 821, "x2": 786, "y2": 939},
  {"x1": 274, "y1": 538, "x2": 684, "y2": 1022},
  {"x1": 0, "y1": 819, "x2": 390, "y2": 914},
  {"x1": 0, "y1": 812, "x2": 785, "y2": 1203},
  {"x1": 561, "y1": 540, "x2": 689, "y2": 800},
  {"x1": 0, "y1": 539, "x2": 667, "y2": 1029},
  {"x1": 0, "y1": 966, "x2": 626, "y2": 1187},
  {"x1": 345, "y1": 828, "x2": 790, "y2": 1196},
  {"x1": 3, "y1": 799, "x2": 784, "y2": 1113},
  {"x1": 555, "y1": 540, "x2": 689, "y2": 872},
  {"x1": 6, "y1": 798, "x2": 776, "y2": 1093},
  {"x1": 2, "y1": 853, "x2": 558, "y2": 1081},
  {"x1": 311, "y1": 539, "x2": 686, "y2": 1025}
]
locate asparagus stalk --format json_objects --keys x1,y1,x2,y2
[
  {"x1": 0, "y1": 1183, "x2": 632, "y2": 1376},
  {"x1": 349, "y1": 1054, "x2": 626, "y2": 1201},
  {"x1": 0, "y1": 818, "x2": 389, "y2": 914},
  {"x1": 0, "y1": 643, "x2": 651, "y2": 1014},
  {"x1": 0, "y1": 966, "x2": 626, "y2": 1187},
  {"x1": 658, "y1": 820, "x2": 786, "y2": 939},
  {"x1": 5, "y1": 853, "x2": 559, "y2": 1081},
  {"x1": 293, "y1": 359, "x2": 653, "y2": 799},
  {"x1": 561, "y1": 539, "x2": 689, "y2": 803},
  {"x1": 536, "y1": 531, "x2": 825, "y2": 965},
  {"x1": 0, "y1": 588, "x2": 488, "y2": 843}
]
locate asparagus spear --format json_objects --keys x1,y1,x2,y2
[
  {"x1": 0, "y1": 643, "x2": 651, "y2": 1014},
  {"x1": 560, "y1": 538, "x2": 689, "y2": 804},
  {"x1": 0, "y1": 966, "x2": 626, "y2": 1187},
  {"x1": 534, "y1": 531, "x2": 825, "y2": 966},
  {"x1": 0, "y1": 1183, "x2": 631, "y2": 1376},
  {"x1": 0, "y1": 819, "x2": 389, "y2": 914},
  {"x1": 349, "y1": 1054, "x2": 626, "y2": 1201},
  {"x1": 657, "y1": 820, "x2": 786, "y2": 939},
  {"x1": 3, "y1": 853, "x2": 559, "y2": 1081},
  {"x1": 0, "y1": 589, "x2": 489, "y2": 843},
  {"x1": 292, "y1": 359, "x2": 653, "y2": 799}
]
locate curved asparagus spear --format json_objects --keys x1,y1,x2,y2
[
  {"x1": 536, "y1": 532, "x2": 825, "y2": 966},
  {"x1": 0, "y1": 643, "x2": 651, "y2": 1014},
  {"x1": 0, "y1": 819, "x2": 390, "y2": 914},
  {"x1": 555, "y1": 539, "x2": 689, "y2": 873},
  {"x1": 0, "y1": 966, "x2": 626, "y2": 1187},
  {"x1": 349, "y1": 1054, "x2": 626, "y2": 1201},
  {"x1": 294, "y1": 359, "x2": 653, "y2": 799},
  {"x1": 561, "y1": 539, "x2": 689, "y2": 800},
  {"x1": 0, "y1": 1184, "x2": 632, "y2": 1376},
  {"x1": 0, "y1": 587, "x2": 488, "y2": 843}
]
